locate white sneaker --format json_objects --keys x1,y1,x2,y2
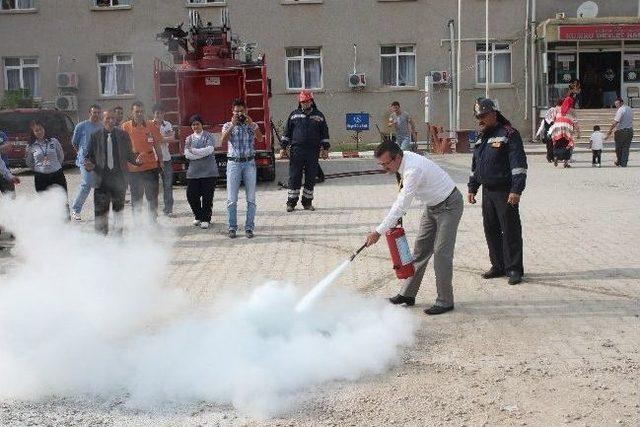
[
  {"x1": 597, "y1": 164, "x2": 601, "y2": 168},
  {"x1": 200, "y1": 222, "x2": 210, "y2": 229},
  {"x1": 193, "y1": 220, "x2": 201, "y2": 227},
  {"x1": 71, "y1": 211, "x2": 81, "y2": 221}
]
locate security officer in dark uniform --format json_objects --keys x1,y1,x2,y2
[
  {"x1": 468, "y1": 98, "x2": 527, "y2": 285},
  {"x1": 280, "y1": 90, "x2": 330, "y2": 212}
]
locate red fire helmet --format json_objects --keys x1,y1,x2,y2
[{"x1": 298, "y1": 90, "x2": 314, "y2": 103}]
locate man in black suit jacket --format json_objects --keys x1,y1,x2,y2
[{"x1": 84, "y1": 109, "x2": 140, "y2": 235}]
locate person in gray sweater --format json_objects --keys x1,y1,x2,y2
[
  {"x1": 184, "y1": 114, "x2": 220, "y2": 229},
  {"x1": 25, "y1": 120, "x2": 68, "y2": 194}
]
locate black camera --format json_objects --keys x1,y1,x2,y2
[{"x1": 238, "y1": 114, "x2": 246, "y2": 124}]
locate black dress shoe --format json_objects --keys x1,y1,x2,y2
[
  {"x1": 388, "y1": 294, "x2": 415, "y2": 306},
  {"x1": 286, "y1": 205, "x2": 295, "y2": 212},
  {"x1": 482, "y1": 267, "x2": 506, "y2": 279},
  {"x1": 424, "y1": 305, "x2": 454, "y2": 315},
  {"x1": 508, "y1": 271, "x2": 523, "y2": 285},
  {"x1": 228, "y1": 230, "x2": 237, "y2": 239},
  {"x1": 245, "y1": 230, "x2": 254, "y2": 239},
  {"x1": 303, "y1": 204, "x2": 316, "y2": 211}
]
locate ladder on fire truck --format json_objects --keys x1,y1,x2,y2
[
  {"x1": 153, "y1": 58, "x2": 179, "y2": 125},
  {"x1": 241, "y1": 64, "x2": 270, "y2": 137}
]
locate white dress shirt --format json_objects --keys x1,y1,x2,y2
[{"x1": 376, "y1": 151, "x2": 456, "y2": 234}]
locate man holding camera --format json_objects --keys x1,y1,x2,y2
[
  {"x1": 221, "y1": 98, "x2": 263, "y2": 238},
  {"x1": 280, "y1": 90, "x2": 330, "y2": 212}
]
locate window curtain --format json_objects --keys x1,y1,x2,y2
[
  {"x1": 287, "y1": 60, "x2": 302, "y2": 89},
  {"x1": 304, "y1": 57, "x2": 321, "y2": 89},
  {"x1": 5, "y1": 69, "x2": 21, "y2": 91},
  {"x1": 116, "y1": 63, "x2": 134, "y2": 94},
  {"x1": 103, "y1": 63, "x2": 117, "y2": 96},
  {"x1": 381, "y1": 56, "x2": 396, "y2": 85},
  {"x1": 17, "y1": 0, "x2": 33, "y2": 8},
  {"x1": 398, "y1": 56, "x2": 415, "y2": 86},
  {"x1": 494, "y1": 53, "x2": 511, "y2": 83},
  {"x1": 22, "y1": 67, "x2": 39, "y2": 97}
]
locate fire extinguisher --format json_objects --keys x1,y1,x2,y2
[{"x1": 385, "y1": 226, "x2": 415, "y2": 279}]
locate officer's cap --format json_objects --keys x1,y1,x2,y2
[{"x1": 474, "y1": 97, "x2": 501, "y2": 118}]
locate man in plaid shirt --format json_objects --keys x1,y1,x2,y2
[{"x1": 220, "y1": 98, "x2": 263, "y2": 239}]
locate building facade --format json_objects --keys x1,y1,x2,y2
[{"x1": 1, "y1": 0, "x2": 638, "y2": 143}]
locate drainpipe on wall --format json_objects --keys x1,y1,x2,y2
[
  {"x1": 524, "y1": 0, "x2": 529, "y2": 122},
  {"x1": 530, "y1": 0, "x2": 537, "y2": 141},
  {"x1": 456, "y1": 0, "x2": 462, "y2": 131},
  {"x1": 485, "y1": 0, "x2": 490, "y2": 98},
  {"x1": 448, "y1": 19, "x2": 456, "y2": 133}
]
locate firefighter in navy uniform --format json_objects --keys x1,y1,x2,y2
[
  {"x1": 468, "y1": 98, "x2": 528, "y2": 285},
  {"x1": 280, "y1": 90, "x2": 330, "y2": 212}
]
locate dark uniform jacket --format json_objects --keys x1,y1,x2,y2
[
  {"x1": 281, "y1": 103, "x2": 330, "y2": 150},
  {"x1": 468, "y1": 123, "x2": 528, "y2": 195},
  {"x1": 86, "y1": 128, "x2": 138, "y2": 189}
]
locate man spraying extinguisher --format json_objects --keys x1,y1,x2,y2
[{"x1": 365, "y1": 141, "x2": 463, "y2": 315}]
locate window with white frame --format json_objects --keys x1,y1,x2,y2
[
  {"x1": 380, "y1": 45, "x2": 416, "y2": 87},
  {"x1": 1, "y1": 0, "x2": 35, "y2": 10},
  {"x1": 476, "y1": 42, "x2": 512, "y2": 84},
  {"x1": 98, "y1": 54, "x2": 135, "y2": 96},
  {"x1": 94, "y1": 0, "x2": 130, "y2": 7},
  {"x1": 285, "y1": 47, "x2": 322, "y2": 90},
  {"x1": 3, "y1": 57, "x2": 40, "y2": 98}
]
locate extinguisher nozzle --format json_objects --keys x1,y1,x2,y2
[{"x1": 350, "y1": 243, "x2": 368, "y2": 262}]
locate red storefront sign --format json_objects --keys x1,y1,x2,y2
[{"x1": 558, "y1": 24, "x2": 640, "y2": 40}]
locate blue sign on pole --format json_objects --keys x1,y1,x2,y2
[{"x1": 346, "y1": 112, "x2": 370, "y2": 131}]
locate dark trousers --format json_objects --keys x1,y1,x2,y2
[
  {"x1": 34, "y1": 169, "x2": 69, "y2": 219},
  {"x1": 187, "y1": 177, "x2": 216, "y2": 222},
  {"x1": 129, "y1": 169, "x2": 160, "y2": 221},
  {"x1": 287, "y1": 146, "x2": 319, "y2": 207},
  {"x1": 592, "y1": 150, "x2": 602, "y2": 165},
  {"x1": 543, "y1": 122, "x2": 553, "y2": 162},
  {"x1": 482, "y1": 189, "x2": 524, "y2": 275},
  {"x1": 34, "y1": 169, "x2": 67, "y2": 193},
  {"x1": 614, "y1": 129, "x2": 633, "y2": 167},
  {"x1": 94, "y1": 171, "x2": 126, "y2": 235}
]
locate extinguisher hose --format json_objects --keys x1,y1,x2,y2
[{"x1": 350, "y1": 243, "x2": 368, "y2": 262}]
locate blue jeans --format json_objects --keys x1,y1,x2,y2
[
  {"x1": 398, "y1": 135, "x2": 412, "y2": 151},
  {"x1": 226, "y1": 160, "x2": 257, "y2": 231},
  {"x1": 161, "y1": 160, "x2": 174, "y2": 214},
  {"x1": 72, "y1": 165, "x2": 93, "y2": 214}
]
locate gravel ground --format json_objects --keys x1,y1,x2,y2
[{"x1": 0, "y1": 151, "x2": 638, "y2": 426}]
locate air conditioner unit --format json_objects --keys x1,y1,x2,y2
[
  {"x1": 348, "y1": 73, "x2": 366, "y2": 88},
  {"x1": 555, "y1": 12, "x2": 566, "y2": 19},
  {"x1": 55, "y1": 95, "x2": 78, "y2": 111},
  {"x1": 430, "y1": 70, "x2": 449, "y2": 85},
  {"x1": 57, "y1": 72, "x2": 78, "y2": 89}
]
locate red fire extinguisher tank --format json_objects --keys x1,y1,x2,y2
[{"x1": 385, "y1": 227, "x2": 415, "y2": 279}]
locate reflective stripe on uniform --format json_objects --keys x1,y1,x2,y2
[
  {"x1": 290, "y1": 114, "x2": 306, "y2": 120},
  {"x1": 511, "y1": 167, "x2": 527, "y2": 175},
  {"x1": 302, "y1": 188, "x2": 314, "y2": 198}
]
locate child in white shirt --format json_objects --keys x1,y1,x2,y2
[{"x1": 590, "y1": 125, "x2": 604, "y2": 167}]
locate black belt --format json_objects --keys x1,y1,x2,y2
[{"x1": 227, "y1": 156, "x2": 255, "y2": 162}]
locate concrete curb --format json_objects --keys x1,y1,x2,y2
[{"x1": 274, "y1": 145, "x2": 640, "y2": 159}]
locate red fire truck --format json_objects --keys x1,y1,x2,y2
[{"x1": 154, "y1": 11, "x2": 275, "y2": 182}]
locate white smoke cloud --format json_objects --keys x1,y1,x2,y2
[{"x1": 0, "y1": 190, "x2": 417, "y2": 417}]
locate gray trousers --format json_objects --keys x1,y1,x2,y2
[
  {"x1": 614, "y1": 129, "x2": 633, "y2": 167},
  {"x1": 161, "y1": 160, "x2": 174, "y2": 214},
  {"x1": 401, "y1": 188, "x2": 464, "y2": 307}
]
